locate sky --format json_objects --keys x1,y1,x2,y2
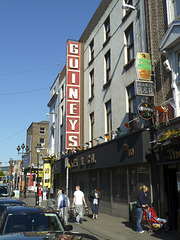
[{"x1": 0, "y1": 0, "x2": 102, "y2": 165}]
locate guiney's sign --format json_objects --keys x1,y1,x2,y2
[{"x1": 66, "y1": 40, "x2": 80, "y2": 149}]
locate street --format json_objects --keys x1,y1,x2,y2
[{"x1": 21, "y1": 192, "x2": 180, "y2": 240}]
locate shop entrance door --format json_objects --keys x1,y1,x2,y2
[{"x1": 165, "y1": 167, "x2": 178, "y2": 229}]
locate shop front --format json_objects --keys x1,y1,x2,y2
[
  {"x1": 153, "y1": 143, "x2": 180, "y2": 230},
  {"x1": 54, "y1": 129, "x2": 152, "y2": 219}
]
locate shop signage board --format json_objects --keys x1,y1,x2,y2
[
  {"x1": 136, "y1": 53, "x2": 151, "y2": 80},
  {"x1": 66, "y1": 40, "x2": 80, "y2": 149},
  {"x1": 137, "y1": 102, "x2": 154, "y2": 120},
  {"x1": 135, "y1": 80, "x2": 154, "y2": 96}
]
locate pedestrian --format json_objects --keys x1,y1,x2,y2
[
  {"x1": 38, "y1": 187, "x2": 43, "y2": 206},
  {"x1": 90, "y1": 188, "x2": 100, "y2": 220},
  {"x1": 136, "y1": 185, "x2": 148, "y2": 233},
  {"x1": 72, "y1": 185, "x2": 87, "y2": 224},
  {"x1": 58, "y1": 190, "x2": 70, "y2": 222},
  {"x1": 42, "y1": 186, "x2": 48, "y2": 200}
]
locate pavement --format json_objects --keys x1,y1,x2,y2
[{"x1": 21, "y1": 192, "x2": 180, "y2": 240}]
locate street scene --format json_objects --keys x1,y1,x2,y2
[{"x1": 0, "y1": 0, "x2": 180, "y2": 239}]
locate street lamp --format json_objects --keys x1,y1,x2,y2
[
  {"x1": 35, "y1": 143, "x2": 41, "y2": 206},
  {"x1": 17, "y1": 144, "x2": 29, "y2": 193}
]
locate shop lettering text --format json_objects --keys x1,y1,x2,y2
[
  {"x1": 66, "y1": 41, "x2": 80, "y2": 149},
  {"x1": 167, "y1": 149, "x2": 180, "y2": 160}
]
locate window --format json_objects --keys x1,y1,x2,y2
[
  {"x1": 105, "y1": 100, "x2": 112, "y2": 139},
  {"x1": 127, "y1": 84, "x2": 137, "y2": 130},
  {"x1": 60, "y1": 85, "x2": 64, "y2": 101},
  {"x1": 89, "y1": 39, "x2": 94, "y2": 63},
  {"x1": 40, "y1": 138, "x2": 45, "y2": 146},
  {"x1": 90, "y1": 112, "x2": 94, "y2": 143},
  {"x1": 89, "y1": 69, "x2": 94, "y2": 99},
  {"x1": 125, "y1": 24, "x2": 134, "y2": 63},
  {"x1": 60, "y1": 106, "x2": 63, "y2": 126},
  {"x1": 178, "y1": 52, "x2": 180, "y2": 82},
  {"x1": 40, "y1": 127, "x2": 45, "y2": 134},
  {"x1": 104, "y1": 16, "x2": 110, "y2": 42},
  {"x1": 105, "y1": 50, "x2": 111, "y2": 83}
]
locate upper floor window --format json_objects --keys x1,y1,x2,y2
[
  {"x1": 177, "y1": 52, "x2": 180, "y2": 82},
  {"x1": 40, "y1": 138, "x2": 45, "y2": 146},
  {"x1": 60, "y1": 84, "x2": 64, "y2": 101},
  {"x1": 40, "y1": 127, "x2": 45, "y2": 134},
  {"x1": 89, "y1": 69, "x2": 94, "y2": 99},
  {"x1": 105, "y1": 50, "x2": 111, "y2": 83},
  {"x1": 104, "y1": 16, "x2": 110, "y2": 43},
  {"x1": 105, "y1": 100, "x2": 112, "y2": 140},
  {"x1": 89, "y1": 39, "x2": 94, "y2": 63},
  {"x1": 60, "y1": 106, "x2": 63, "y2": 126},
  {"x1": 125, "y1": 24, "x2": 134, "y2": 63},
  {"x1": 90, "y1": 112, "x2": 94, "y2": 143},
  {"x1": 124, "y1": 0, "x2": 133, "y2": 15},
  {"x1": 127, "y1": 84, "x2": 137, "y2": 130}
]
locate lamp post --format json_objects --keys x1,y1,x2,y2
[
  {"x1": 35, "y1": 143, "x2": 41, "y2": 206},
  {"x1": 17, "y1": 144, "x2": 29, "y2": 193}
]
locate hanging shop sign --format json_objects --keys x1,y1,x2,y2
[
  {"x1": 43, "y1": 163, "x2": 51, "y2": 188},
  {"x1": 135, "y1": 80, "x2": 154, "y2": 96},
  {"x1": 137, "y1": 102, "x2": 154, "y2": 120},
  {"x1": 66, "y1": 40, "x2": 80, "y2": 149},
  {"x1": 136, "y1": 53, "x2": 151, "y2": 80}
]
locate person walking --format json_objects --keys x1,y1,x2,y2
[
  {"x1": 58, "y1": 190, "x2": 70, "y2": 222},
  {"x1": 90, "y1": 188, "x2": 100, "y2": 220},
  {"x1": 136, "y1": 185, "x2": 148, "y2": 233},
  {"x1": 42, "y1": 186, "x2": 48, "y2": 200},
  {"x1": 38, "y1": 187, "x2": 43, "y2": 206},
  {"x1": 72, "y1": 185, "x2": 87, "y2": 224}
]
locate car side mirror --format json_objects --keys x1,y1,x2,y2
[{"x1": 64, "y1": 224, "x2": 73, "y2": 231}]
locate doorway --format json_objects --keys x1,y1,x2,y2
[{"x1": 164, "y1": 166, "x2": 178, "y2": 229}]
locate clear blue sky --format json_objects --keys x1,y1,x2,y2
[{"x1": 0, "y1": 0, "x2": 102, "y2": 165}]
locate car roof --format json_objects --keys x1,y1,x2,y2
[
  {"x1": 0, "y1": 232, "x2": 99, "y2": 240},
  {"x1": 0, "y1": 184, "x2": 8, "y2": 187},
  {"x1": 5, "y1": 206, "x2": 53, "y2": 214},
  {"x1": 0, "y1": 198, "x2": 24, "y2": 204}
]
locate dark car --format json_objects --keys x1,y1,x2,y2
[
  {"x1": 0, "y1": 184, "x2": 11, "y2": 198},
  {"x1": 0, "y1": 232, "x2": 99, "y2": 239},
  {"x1": 0, "y1": 206, "x2": 72, "y2": 234},
  {"x1": 0, "y1": 198, "x2": 26, "y2": 217}
]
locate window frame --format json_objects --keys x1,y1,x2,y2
[
  {"x1": 125, "y1": 24, "x2": 134, "y2": 64},
  {"x1": 105, "y1": 100, "x2": 112, "y2": 140},
  {"x1": 40, "y1": 127, "x2": 45, "y2": 135},
  {"x1": 89, "y1": 39, "x2": 94, "y2": 63},
  {"x1": 89, "y1": 69, "x2": 94, "y2": 100},
  {"x1": 104, "y1": 16, "x2": 111, "y2": 43},
  {"x1": 104, "y1": 50, "x2": 111, "y2": 84}
]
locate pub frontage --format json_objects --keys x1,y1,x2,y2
[{"x1": 54, "y1": 129, "x2": 152, "y2": 219}]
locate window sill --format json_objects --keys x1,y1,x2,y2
[
  {"x1": 88, "y1": 58, "x2": 94, "y2": 67},
  {"x1": 103, "y1": 36, "x2": 111, "y2": 48},
  {"x1": 88, "y1": 96, "x2": 94, "y2": 102},
  {"x1": 103, "y1": 79, "x2": 111, "y2": 89},
  {"x1": 123, "y1": 58, "x2": 135, "y2": 70}
]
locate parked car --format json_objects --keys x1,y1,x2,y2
[
  {"x1": 0, "y1": 184, "x2": 11, "y2": 198},
  {"x1": 0, "y1": 232, "x2": 99, "y2": 239},
  {"x1": 0, "y1": 206, "x2": 72, "y2": 234},
  {"x1": 0, "y1": 198, "x2": 26, "y2": 217}
]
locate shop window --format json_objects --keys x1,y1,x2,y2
[
  {"x1": 99, "y1": 169, "x2": 110, "y2": 201},
  {"x1": 125, "y1": 24, "x2": 134, "y2": 63},
  {"x1": 89, "y1": 170, "x2": 98, "y2": 193},
  {"x1": 112, "y1": 168, "x2": 128, "y2": 202},
  {"x1": 129, "y1": 164, "x2": 150, "y2": 202}
]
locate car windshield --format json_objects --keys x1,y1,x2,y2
[
  {"x1": 3, "y1": 212, "x2": 64, "y2": 234},
  {"x1": 0, "y1": 186, "x2": 10, "y2": 197}
]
